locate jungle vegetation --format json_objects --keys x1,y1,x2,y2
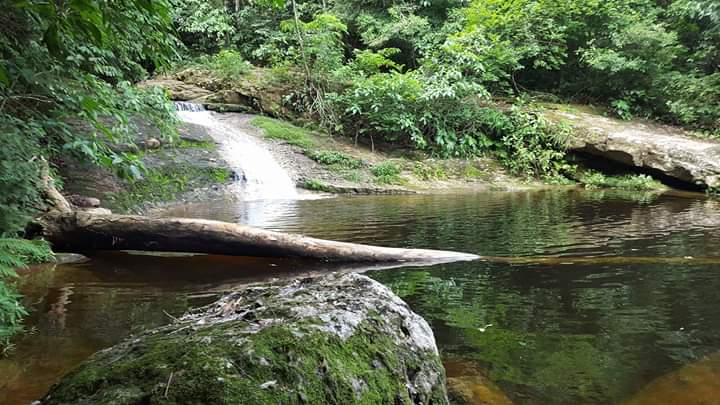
[{"x1": 1, "y1": 0, "x2": 719, "y2": 349}]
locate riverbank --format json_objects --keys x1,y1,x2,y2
[{"x1": 55, "y1": 110, "x2": 547, "y2": 216}]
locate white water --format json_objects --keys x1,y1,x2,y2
[{"x1": 175, "y1": 103, "x2": 300, "y2": 201}]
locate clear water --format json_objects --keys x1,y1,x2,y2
[{"x1": 3, "y1": 189, "x2": 720, "y2": 404}]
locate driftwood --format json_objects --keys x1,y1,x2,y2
[
  {"x1": 32, "y1": 159, "x2": 477, "y2": 263},
  {"x1": 30, "y1": 158, "x2": 475, "y2": 263},
  {"x1": 37, "y1": 212, "x2": 479, "y2": 263}
]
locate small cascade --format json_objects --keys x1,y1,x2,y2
[
  {"x1": 174, "y1": 106, "x2": 300, "y2": 201},
  {"x1": 174, "y1": 101, "x2": 206, "y2": 112}
]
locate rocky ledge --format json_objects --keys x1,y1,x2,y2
[
  {"x1": 41, "y1": 273, "x2": 448, "y2": 404},
  {"x1": 555, "y1": 109, "x2": 720, "y2": 189}
]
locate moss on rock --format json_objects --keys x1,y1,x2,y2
[{"x1": 42, "y1": 273, "x2": 448, "y2": 405}]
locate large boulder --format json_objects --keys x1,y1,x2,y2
[
  {"x1": 554, "y1": 109, "x2": 720, "y2": 189},
  {"x1": 41, "y1": 273, "x2": 448, "y2": 404}
]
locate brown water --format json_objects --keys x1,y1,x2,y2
[{"x1": 3, "y1": 189, "x2": 720, "y2": 404}]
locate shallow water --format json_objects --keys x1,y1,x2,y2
[{"x1": 3, "y1": 189, "x2": 720, "y2": 404}]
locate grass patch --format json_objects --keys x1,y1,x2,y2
[
  {"x1": 251, "y1": 117, "x2": 316, "y2": 149},
  {"x1": 173, "y1": 139, "x2": 216, "y2": 150},
  {"x1": 412, "y1": 161, "x2": 447, "y2": 181},
  {"x1": 306, "y1": 150, "x2": 363, "y2": 169},
  {"x1": 302, "y1": 179, "x2": 333, "y2": 192},
  {"x1": 371, "y1": 161, "x2": 404, "y2": 185},
  {"x1": 342, "y1": 170, "x2": 365, "y2": 183},
  {"x1": 462, "y1": 165, "x2": 484, "y2": 178},
  {"x1": 578, "y1": 170, "x2": 666, "y2": 191}
]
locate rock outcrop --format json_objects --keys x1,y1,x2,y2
[
  {"x1": 138, "y1": 79, "x2": 212, "y2": 101},
  {"x1": 41, "y1": 273, "x2": 448, "y2": 404},
  {"x1": 555, "y1": 109, "x2": 720, "y2": 189},
  {"x1": 141, "y1": 67, "x2": 297, "y2": 119}
]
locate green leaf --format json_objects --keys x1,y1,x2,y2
[
  {"x1": 0, "y1": 65, "x2": 8, "y2": 87},
  {"x1": 43, "y1": 25, "x2": 62, "y2": 57}
]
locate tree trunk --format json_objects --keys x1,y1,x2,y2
[{"x1": 37, "y1": 212, "x2": 478, "y2": 263}]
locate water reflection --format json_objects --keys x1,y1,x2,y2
[{"x1": 2, "y1": 189, "x2": 720, "y2": 404}]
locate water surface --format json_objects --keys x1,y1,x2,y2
[{"x1": 3, "y1": 189, "x2": 720, "y2": 404}]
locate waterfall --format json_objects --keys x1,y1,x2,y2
[{"x1": 174, "y1": 102, "x2": 299, "y2": 201}]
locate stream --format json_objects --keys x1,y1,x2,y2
[{"x1": 2, "y1": 189, "x2": 720, "y2": 403}]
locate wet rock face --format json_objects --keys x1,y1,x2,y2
[
  {"x1": 41, "y1": 273, "x2": 448, "y2": 405},
  {"x1": 557, "y1": 110, "x2": 720, "y2": 189}
]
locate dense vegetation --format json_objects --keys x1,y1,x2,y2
[
  {"x1": 0, "y1": 0, "x2": 178, "y2": 350},
  {"x1": 1, "y1": 0, "x2": 718, "y2": 350},
  {"x1": 173, "y1": 0, "x2": 719, "y2": 141}
]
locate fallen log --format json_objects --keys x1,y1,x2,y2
[{"x1": 36, "y1": 211, "x2": 479, "y2": 263}]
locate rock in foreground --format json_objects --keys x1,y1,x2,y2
[{"x1": 42, "y1": 273, "x2": 448, "y2": 404}]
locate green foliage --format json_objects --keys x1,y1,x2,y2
[
  {"x1": 462, "y1": 0, "x2": 720, "y2": 131},
  {"x1": 372, "y1": 161, "x2": 404, "y2": 185},
  {"x1": 0, "y1": 0, "x2": 179, "y2": 235},
  {"x1": 481, "y1": 106, "x2": 571, "y2": 178},
  {"x1": 306, "y1": 150, "x2": 363, "y2": 169},
  {"x1": 579, "y1": 170, "x2": 667, "y2": 191},
  {"x1": 171, "y1": 0, "x2": 236, "y2": 52},
  {"x1": 0, "y1": 238, "x2": 53, "y2": 354},
  {"x1": 251, "y1": 117, "x2": 316, "y2": 149},
  {"x1": 177, "y1": 50, "x2": 250, "y2": 82},
  {"x1": 413, "y1": 162, "x2": 447, "y2": 181},
  {"x1": 611, "y1": 99, "x2": 633, "y2": 121}
]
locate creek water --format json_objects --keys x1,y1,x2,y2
[{"x1": 3, "y1": 189, "x2": 720, "y2": 404}]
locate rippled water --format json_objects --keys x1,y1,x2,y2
[{"x1": 2, "y1": 189, "x2": 720, "y2": 404}]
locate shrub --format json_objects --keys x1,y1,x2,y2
[
  {"x1": 413, "y1": 162, "x2": 447, "y2": 181},
  {"x1": 0, "y1": 238, "x2": 54, "y2": 355},
  {"x1": 306, "y1": 150, "x2": 364, "y2": 169},
  {"x1": 303, "y1": 179, "x2": 333, "y2": 192},
  {"x1": 371, "y1": 161, "x2": 404, "y2": 184}
]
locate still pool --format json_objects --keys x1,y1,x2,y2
[{"x1": 2, "y1": 189, "x2": 720, "y2": 404}]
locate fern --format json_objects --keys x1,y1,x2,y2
[{"x1": 0, "y1": 238, "x2": 53, "y2": 355}]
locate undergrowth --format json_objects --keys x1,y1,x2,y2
[
  {"x1": 372, "y1": 161, "x2": 404, "y2": 185},
  {"x1": 0, "y1": 238, "x2": 54, "y2": 355},
  {"x1": 579, "y1": 171, "x2": 666, "y2": 191}
]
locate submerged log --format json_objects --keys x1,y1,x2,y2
[{"x1": 37, "y1": 211, "x2": 479, "y2": 263}]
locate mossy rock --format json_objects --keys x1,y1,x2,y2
[{"x1": 42, "y1": 273, "x2": 448, "y2": 404}]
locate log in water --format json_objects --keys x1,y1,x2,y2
[{"x1": 38, "y1": 211, "x2": 479, "y2": 263}]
